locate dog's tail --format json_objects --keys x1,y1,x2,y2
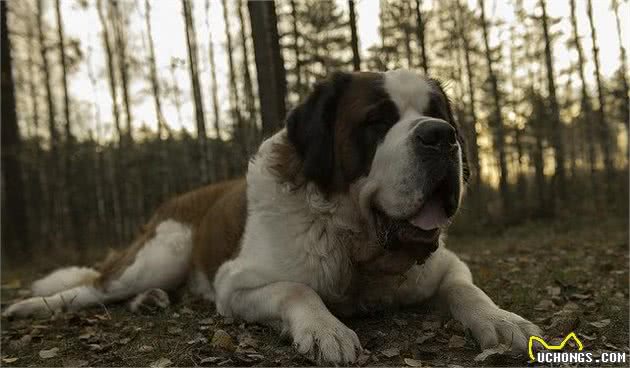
[{"x1": 30, "y1": 266, "x2": 101, "y2": 297}]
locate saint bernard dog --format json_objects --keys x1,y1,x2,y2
[{"x1": 4, "y1": 69, "x2": 541, "y2": 364}]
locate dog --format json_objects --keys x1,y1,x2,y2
[{"x1": 3, "y1": 69, "x2": 541, "y2": 364}]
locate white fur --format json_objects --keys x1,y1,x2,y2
[
  {"x1": 215, "y1": 70, "x2": 541, "y2": 364},
  {"x1": 3, "y1": 220, "x2": 192, "y2": 318},
  {"x1": 31, "y1": 266, "x2": 101, "y2": 297}
]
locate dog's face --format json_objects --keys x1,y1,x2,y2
[{"x1": 287, "y1": 69, "x2": 468, "y2": 260}]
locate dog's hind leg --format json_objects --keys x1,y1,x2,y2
[{"x1": 3, "y1": 220, "x2": 193, "y2": 318}]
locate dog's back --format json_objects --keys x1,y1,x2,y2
[{"x1": 3, "y1": 179, "x2": 246, "y2": 317}]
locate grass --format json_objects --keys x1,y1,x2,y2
[{"x1": 1, "y1": 212, "x2": 628, "y2": 367}]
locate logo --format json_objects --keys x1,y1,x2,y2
[
  {"x1": 528, "y1": 332, "x2": 583, "y2": 361},
  {"x1": 528, "y1": 332, "x2": 627, "y2": 364}
]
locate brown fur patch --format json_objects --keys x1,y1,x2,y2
[{"x1": 96, "y1": 179, "x2": 248, "y2": 288}]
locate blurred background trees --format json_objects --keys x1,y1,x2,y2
[{"x1": 1, "y1": 0, "x2": 628, "y2": 265}]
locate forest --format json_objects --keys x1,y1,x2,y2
[{"x1": 1, "y1": 0, "x2": 629, "y2": 261}]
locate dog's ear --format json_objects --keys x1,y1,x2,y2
[{"x1": 286, "y1": 72, "x2": 352, "y2": 191}]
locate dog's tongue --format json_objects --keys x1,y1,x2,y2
[{"x1": 409, "y1": 198, "x2": 448, "y2": 230}]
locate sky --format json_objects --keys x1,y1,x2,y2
[{"x1": 17, "y1": 0, "x2": 630, "y2": 143}]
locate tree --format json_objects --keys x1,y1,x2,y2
[
  {"x1": 586, "y1": 0, "x2": 614, "y2": 193},
  {"x1": 455, "y1": 0, "x2": 481, "y2": 192},
  {"x1": 539, "y1": 0, "x2": 566, "y2": 201},
  {"x1": 414, "y1": 0, "x2": 428, "y2": 74},
  {"x1": 182, "y1": 0, "x2": 209, "y2": 183},
  {"x1": 569, "y1": 0, "x2": 596, "y2": 186},
  {"x1": 1, "y1": 1, "x2": 30, "y2": 259},
  {"x1": 96, "y1": 0, "x2": 123, "y2": 143},
  {"x1": 236, "y1": 0, "x2": 259, "y2": 152},
  {"x1": 479, "y1": 0, "x2": 510, "y2": 214},
  {"x1": 221, "y1": 0, "x2": 247, "y2": 163},
  {"x1": 144, "y1": 0, "x2": 167, "y2": 139},
  {"x1": 248, "y1": 0, "x2": 287, "y2": 137},
  {"x1": 348, "y1": 0, "x2": 361, "y2": 71},
  {"x1": 611, "y1": 0, "x2": 629, "y2": 132},
  {"x1": 205, "y1": 0, "x2": 224, "y2": 179},
  {"x1": 110, "y1": 0, "x2": 134, "y2": 145}
]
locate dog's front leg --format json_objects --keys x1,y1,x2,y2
[
  {"x1": 399, "y1": 248, "x2": 542, "y2": 354},
  {"x1": 217, "y1": 281, "x2": 361, "y2": 365}
]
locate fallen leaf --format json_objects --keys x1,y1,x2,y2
[
  {"x1": 149, "y1": 357, "x2": 172, "y2": 368},
  {"x1": 421, "y1": 321, "x2": 441, "y2": 330},
  {"x1": 404, "y1": 357, "x2": 423, "y2": 367},
  {"x1": 138, "y1": 345, "x2": 154, "y2": 353},
  {"x1": 200, "y1": 357, "x2": 221, "y2": 364},
  {"x1": 415, "y1": 332, "x2": 435, "y2": 344},
  {"x1": 211, "y1": 329, "x2": 235, "y2": 351},
  {"x1": 167, "y1": 326, "x2": 182, "y2": 335},
  {"x1": 2, "y1": 357, "x2": 18, "y2": 364},
  {"x1": 62, "y1": 359, "x2": 88, "y2": 367},
  {"x1": 448, "y1": 335, "x2": 466, "y2": 349},
  {"x1": 474, "y1": 345, "x2": 509, "y2": 362},
  {"x1": 589, "y1": 319, "x2": 611, "y2": 328},
  {"x1": 39, "y1": 347, "x2": 59, "y2": 359},
  {"x1": 380, "y1": 347, "x2": 400, "y2": 357},
  {"x1": 199, "y1": 318, "x2": 214, "y2": 325},
  {"x1": 357, "y1": 353, "x2": 370, "y2": 366}
]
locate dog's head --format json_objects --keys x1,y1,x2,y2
[{"x1": 285, "y1": 69, "x2": 469, "y2": 261}]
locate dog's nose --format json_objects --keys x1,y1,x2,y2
[{"x1": 414, "y1": 119, "x2": 457, "y2": 150}]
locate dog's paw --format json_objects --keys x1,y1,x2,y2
[
  {"x1": 129, "y1": 288, "x2": 170, "y2": 313},
  {"x1": 2, "y1": 298, "x2": 53, "y2": 318},
  {"x1": 461, "y1": 306, "x2": 543, "y2": 354},
  {"x1": 291, "y1": 313, "x2": 362, "y2": 365}
]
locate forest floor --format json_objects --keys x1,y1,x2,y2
[{"x1": 1, "y1": 213, "x2": 628, "y2": 367}]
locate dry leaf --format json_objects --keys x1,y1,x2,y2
[
  {"x1": 211, "y1": 329, "x2": 235, "y2": 351},
  {"x1": 2, "y1": 357, "x2": 18, "y2": 364},
  {"x1": 150, "y1": 357, "x2": 172, "y2": 368},
  {"x1": 39, "y1": 347, "x2": 59, "y2": 359},
  {"x1": 404, "y1": 358, "x2": 423, "y2": 367},
  {"x1": 448, "y1": 335, "x2": 466, "y2": 349},
  {"x1": 589, "y1": 319, "x2": 611, "y2": 328},
  {"x1": 138, "y1": 345, "x2": 154, "y2": 353},
  {"x1": 380, "y1": 347, "x2": 400, "y2": 357},
  {"x1": 474, "y1": 344, "x2": 509, "y2": 362},
  {"x1": 415, "y1": 332, "x2": 435, "y2": 344}
]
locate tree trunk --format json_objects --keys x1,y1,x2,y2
[
  {"x1": 455, "y1": 0, "x2": 481, "y2": 191},
  {"x1": 236, "y1": 0, "x2": 259, "y2": 150},
  {"x1": 479, "y1": 0, "x2": 510, "y2": 215},
  {"x1": 612, "y1": 0, "x2": 629, "y2": 132},
  {"x1": 55, "y1": 0, "x2": 83, "y2": 257},
  {"x1": 569, "y1": 0, "x2": 596, "y2": 189},
  {"x1": 348, "y1": 0, "x2": 361, "y2": 71},
  {"x1": 205, "y1": 0, "x2": 224, "y2": 179},
  {"x1": 414, "y1": 0, "x2": 428, "y2": 74},
  {"x1": 111, "y1": 0, "x2": 133, "y2": 145},
  {"x1": 221, "y1": 0, "x2": 247, "y2": 163},
  {"x1": 96, "y1": 0, "x2": 123, "y2": 143},
  {"x1": 587, "y1": 0, "x2": 614, "y2": 196},
  {"x1": 248, "y1": 0, "x2": 287, "y2": 137},
  {"x1": 540, "y1": 0, "x2": 566, "y2": 204},
  {"x1": 145, "y1": 0, "x2": 166, "y2": 138},
  {"x1": 145, "y1": 0, "x2": 169, "y2": 198},
  {"x1": 37, "y1": 0, "x2": 66, "y2": 241},
  {"x1": 182, "y1": 0, "x2": 209, "y2": 183},
  {"x1": 1, "y1": 1, "x2": 30, "y2": 260}
]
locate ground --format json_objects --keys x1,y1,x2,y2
[{"x1": 1, "y1": 213, "x2": 628, "y2": 367}]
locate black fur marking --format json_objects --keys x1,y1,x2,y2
[{"x1": 286, "y1": 72, "x2": 353, "y2": 192}]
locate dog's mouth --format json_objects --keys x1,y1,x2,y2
[{"x1": 372, "y1": 178, "x2": 458, "y2": 250}]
